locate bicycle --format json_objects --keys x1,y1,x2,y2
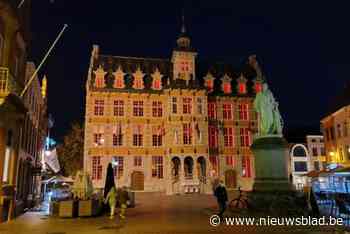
[{"x1": 228, "y1": 187, "x2": 250, "y2": 210}]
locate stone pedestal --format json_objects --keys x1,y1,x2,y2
[{"x1": 249, "y1": 136, "x2": 307, "y2": 216}]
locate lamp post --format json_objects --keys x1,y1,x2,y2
[{"x1": 112, "y1": 160, "x2": 119, "y2": 187}]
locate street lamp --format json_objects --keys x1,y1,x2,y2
[{"x1": 329, "y1": 151, "x2": 335, "y2": 157}]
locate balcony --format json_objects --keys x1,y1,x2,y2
[{"x1": 0, "y1": 67, "x2": 20, "y2": 99}]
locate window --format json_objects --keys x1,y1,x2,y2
[
  {"x1": 95, "y1": 73, "x2": 105, "y2": 88},
  {"x1": 113, "y1": 100, "x2": 124, "y2": 116},
  {"x1": 112, "y1": 124, "x2": 123, "y2": 146},
  {"x1": 238, "y1": 83, "x2": 247, "y2": 94},
  {"x1": 223, "y1": 104, "x2": 232, "y2": 120},
  {"x1": 197, "y1": 98, "x2": 203, "y2": 115},
  {"x1": 183, "y1": 123, "x2": 192, "y2": 145},
  {"x1": 337, "y1": 124, "x2": 342, "y2": 138},
  {"x1": 133, "y1": 125, "x2": 143, "y2": 146},
  {"x1": 223, "y1": 82, "x2": 231, "y2": 94},
  {"x1": 208, "y1": 102, "x2": 216, "y2": 119},
  {"x1": 293, "y1": 146, "x2": 307, "y2": 157},
  {"x1": 209, "y1": 126, "x2": 218, "y2": 147},
  {"x1": 153, "y1": 79, "x2": 161, "y2": 90},
  {"x1": 255, "y1": 83, "x2": 262, "y2": 93},
  {"x1": 294, "y1": 162, "x2": 307, "y2": 172},
  {"x1": 314, "y1": 161, "x2": 320, "y2": 171},
  {"x1": 226, "y1": 156, "x2": 234, "y2": 166},
  {"x1": 113, "y1": 156, "x2": 123, "y2": 179},
  {"x1": 134, "y1": 156, "x2": 142, "y2": 167},
  {"x1": 242, "y1": 156, "x2": 251, "y2": 177},
  {"x1": 209, "y1": 156, "x2": 218, "y2": 174},
  {"x1": 134, "y1": 78, "x2": 143, "y2": 89},
  {"x1": 152, "y1": 156, "x2": 163, "y2": 178},
  {"x1": 172, "y1": 97, "x2": 177, "y2": 114},
  {"x1": 152, "y1": 101, "x2": 163, "y2": 117},
  {"x1": 206, "y1": 79, "x2": 214, "y2": 91},
  {"x1": 94, "y1": 100, "x2": 104, "y2": 116},
  {"x1": 240, "y1": 128, "x2": 250, "y2": 147},
  {"x1": 224, "y1": 127, "x2": 234, "y2": 147},
  {"x1": 133, "y1": 101, "x2": 144, "y2": 116},
  {"x1": 93, "y1": 133, "x2": 104, "y2": 146},
  {"x1": 152, "y1": 126, "x2": 163, "y2": 146},
  {"x1": 321, "y1": 147, "x2": 326, "y2": 156},
  {"x1": 92, "y1": 156, "x2": 102, "y2": 180},
  {"x1": 183, "y1": 97, "x2": 192, "y2": 114},
  {"x1": 312, "y1": 147, "x2": 318, "y2": 156},
  {"x1": 238, "y1": 103, "x2": 249, "y2": 120}
]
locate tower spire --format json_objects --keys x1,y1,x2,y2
[{"x1": 181, "y1": 9, "x2": 186, "y2": 34}]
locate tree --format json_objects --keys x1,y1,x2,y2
[{"x1": 57, "y1": 122, "x2": 84, "y2": 177}]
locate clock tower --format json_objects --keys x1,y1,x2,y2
[{"x1": 171, "y1": 13, "x2": 197, "y2": 83}]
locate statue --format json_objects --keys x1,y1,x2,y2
[{"x1": 253, "y1": 83, "x2": 283, "y2": 136}]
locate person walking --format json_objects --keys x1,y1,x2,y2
[
  {"x1": 104, "y1": 186, "x2": 117, "y2": 219},
  {"x1": 117, "y1": 186, "x2": 130, "y2": 220},
  {"x1": 214, "y1": 180, "x2": 228, "y2": 218}
]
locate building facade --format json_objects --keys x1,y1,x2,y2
[
  {"x1": 321, "y1": 85, "x2": 350, "y2": 167},
  {"x1": 289, "y1": 135, "x2": 326, "y2": 189},
  {"x1": 83, "y1": 25, "x2": 262, "y2": 194}
]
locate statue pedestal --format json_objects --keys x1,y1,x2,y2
[{"x1": 249, "y1": 136, "x2": 307, "y2": 216}]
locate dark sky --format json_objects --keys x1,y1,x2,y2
[{"x1": 30, "y1": 1, "x2": 350, "y2": 141}]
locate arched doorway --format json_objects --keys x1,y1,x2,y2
[
  {"x1": 184, "y1": 157, "x2": 193, "y2": 179},
  {"x1": 197, "y1": 157, "x2": 206, "y2": 183},
  {"x1": 131, "y1": 171, "x2": 144, "y2": 191},
  {"x1": 171, "y1": 157, "x2": 181, "y2": 181},
  {"x1": 225, "y1": 169, "x2": 237, "y2": 189}
]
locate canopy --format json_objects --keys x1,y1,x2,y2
[{"x1": 42, "y1": 175, "x2": 74, "y2": 184}]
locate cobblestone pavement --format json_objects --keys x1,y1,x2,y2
[{"x1": 0, "y1": 193, "x2": 345, "y2": 234}]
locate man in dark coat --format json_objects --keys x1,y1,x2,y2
[{"x1": 214, "y1": 180, "x2": 228, "y2": 218}]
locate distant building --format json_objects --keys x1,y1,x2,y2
[
  {"x1": 83, "y1": 20, "x2": 263, "y2": 194},
  {"x1": 321, "y1": 85, "x2": 350, "y2": 167},
  {"x1": 289, "y1": 135, "x2": 326, "y2": 189}
]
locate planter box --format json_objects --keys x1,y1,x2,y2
[
  {"x1": 59, "y1": 200, "x2": 78, "y2": 218},
  {"x1": 78, "y1": 199, "x2": 101, "y2": 217}
]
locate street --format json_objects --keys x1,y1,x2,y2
[{"x1": 0, "y1": 193, "x2": 343, "y2": 234}]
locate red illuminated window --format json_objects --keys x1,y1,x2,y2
[
  {"x1": 134, "y1": 79, "x2": 143, "y2": 89},
  {"x1": 153, "y1": 79, "x2": 161, "y2": 90},
  {"x1": 113, "y1": 100, "x2": 124, "y2": 116},
  {"x1": 133, "y1": 101, "x2": 144, "y2": 116},
  {"x1": 238, "y1": 83, "x2": 247, "y2": 94},
  {"x1": 209, "y1": 126, "x2": 218, "y2": 147},
  {"x1": 114, "y1": 78, "x2": 124, "y2": 88},
  {"x1": 113, "y1": 156, "x2": 123, "y2": 179},
  {"x1": 242, "y1": 156, "x2": 251, "y2": 177},
  {"x1": 238, "y1": 103, "x2": 249, "y2": 120},
  {"x1": 223, "y1": 82, "x2": 231, "y2": 94},
  {"x1": 152, "y1": 101, "x2": 163, "y2": 117},
  {"x1": 92, "y1": 156, "x2": 102, "y2": 180},
  {"x1": 224, "y1": 127, "x2": 234, "y2": 147},
  {"x1": 255, "y1": 83, "x2": 262, "y2": 93},
  {"x1": 206, "y1": 80, "x2": 214, "y2": 91},
  {"x1": 208, "y1": 102, "x2": 216, "y2": 119},
  {"x1": 152, "y1": 156, "x2": 163, "y2": 178},
  {"x1": 223, "y1": 104, "x2": 232, "y2": 120},
  {"x1": 94, "y1": 100, "x2": 104, "y2": 116},
  {"x1": 240, "y1": 128, "x2": 251, "y2": 147},
  {"x1": 226, "y1": 156, "x2": 234, "y2": 166},
  {"x1": 183, "y1": 123, "x2": 193, "y2": 145},
  {"x1": 95, "y1": 75, "x2": 105, "y2": 88},
  {"x1": 183, "y1": 98, "x2": 192, "y2": 114}
]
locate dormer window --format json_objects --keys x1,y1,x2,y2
[
  {"x1": 237, "y1": 74, "x2": 247, "y2": 94},
  {"x1": 221, "y1": 74, "x2": 232, "y2": 94},
  {"x1": 113, "y1": 66, "x2": 125, "y2": 89},
  {"x1": 132, "y1": 67, "x2": 145, "y2": 90},
  {"x1": 223, "y1": 83, "x2": 231, "y2": 94},
  {"x1": 151, "y1": 68, "x2": 163, "y2": 90},
  {"x1": 94, "y1": 65, "x2": 106, "y2": 88},
  {"x1": 254, "y1": 83, "x2": 262, "y2": 93},
  {"x1": 204, "y1": 72, "x2": 215, "y2": 92}
]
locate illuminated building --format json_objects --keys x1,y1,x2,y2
[{"x1": 83, "y1": 20, "x2": 262, "y2": 194}]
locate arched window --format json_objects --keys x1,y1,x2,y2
[{"x1": 293, "y1": 146, "x2": 307, "y2": 157}]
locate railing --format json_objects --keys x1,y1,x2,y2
[{"x1": 0, "y1": 67, "x2": 20, "y2": 97}]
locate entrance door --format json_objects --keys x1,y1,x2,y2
[
  {"x1": 225, "y1": 170, "x2": 237, "y2": 189},
  {"x1": 131, "y1": 171, "x2": 144, "y2": 191}
]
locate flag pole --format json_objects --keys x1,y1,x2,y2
[{"x1": 20, "y1": 24, "x2": 68, "y2": 98}]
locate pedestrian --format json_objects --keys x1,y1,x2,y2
[
  {"x1": 104, "y1": 186, "x2": 117, "y2": 219},
  {"x1": 117, "y1": 186, "x2": 130, "y2": 220},
  {"x1": 214, "y1": 180, "x2": 228, "y2": 218}
]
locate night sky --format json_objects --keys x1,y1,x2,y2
[{"x1": 29, "y1": 1, "x2": 350, "y2": 141}]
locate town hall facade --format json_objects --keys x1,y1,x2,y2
[{"x1": 83, "y1": 23, "x2": 263, "y2": 194}]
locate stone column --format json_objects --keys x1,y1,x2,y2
[{"x1": 179, "y1": 157, "x2": 184, "y2": 194}]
